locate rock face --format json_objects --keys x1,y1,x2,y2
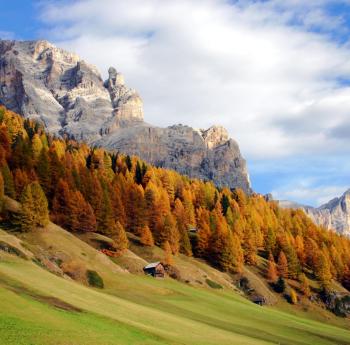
[
  {"x1": 279, "y1": 190, "x2": 350, "y2": 237},
  {"x1": 303, "y1": 190, "x2": 350, "y2": 237},
  {"x1": 0, "y1": 39, "x2": 251, "y2": 193}
]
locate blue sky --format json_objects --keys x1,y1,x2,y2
[{"x1": 1, "y1": 0, "x2": 350, "y2": 206}]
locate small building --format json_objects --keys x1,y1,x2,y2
[
  {"x1": 188, "y1": 227, "x2": 198, "y2": 234},
  {"x1": 143, "y1": 262, "x2": 165, "y2": 278},
  {"x1": 251, "y1": 295, "x2": 266, "y2": 306}
]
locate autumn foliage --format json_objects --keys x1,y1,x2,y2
[{"x1": 1, "y1": 106, "x2": 350, "y2": 290}]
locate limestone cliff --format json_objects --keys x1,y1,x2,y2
[
  {"x1": 0, "y1": 39, "x2": 251, "y2": 193},
  {"x1": 304, "y1": 190, "x2": 350, "y2": 237},
  {"x1": 279, "y1": 190, "x2": 350, "y2": 237}
]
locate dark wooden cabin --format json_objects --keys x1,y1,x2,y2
[
  {"x1": 251, "y1": 295, "x2": 266, "y2": 306},
  {"x1": 143, "y1": 262, "x2": 165, "y2": 278}
]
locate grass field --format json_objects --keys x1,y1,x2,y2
[{"x1": 1, "y1": 251, "x2": 350, "y2": 345}]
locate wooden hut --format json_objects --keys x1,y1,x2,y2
[
  {"x1": 143, "y1": 262, "x2": 165, "y2": 278},
  {"x1": 251, "y1": 295, "x2": 266, "y2": 306}
]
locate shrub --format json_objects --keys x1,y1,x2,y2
[
  {"x1": 289, "y1": 288, "x2": 298, "y2": 304},
  {"x1": 274, "y1": 277, "x2": 286, "y2": 293},
  {"x1": 86, "y1": 270, "x2": 104, "y2": 289},
  {"x1": 206, "y1": 278, "x2": 223, "y2": 289},
  {"x1": 61, "y1": 260, "x2": 86, "y2": 282}
]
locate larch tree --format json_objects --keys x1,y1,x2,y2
[
  {"x1": 1, "y1": 164, "x2": 15, "y2": 198},
  {"x1": 18, "y1": 182, "x2": 49, "y2": 231},
  {"x1": 316, "y1": 251, "x2": 332, "y2": 289},
  {"x1": 163, "y1": 240, "x2": 174, "y2": 266},
  {"x1": 299, "y1": 273, "x2": 310, "y2": 297},
  {"x1": 30, "y1": 182, "x2": 49, "y2": 227},
  {"x1": 0, "y1": 172, "x2": 4, "y2": 211},
  {"x1": 195, "y1": 207, "x2": 211, "y2": 258},
  {"x1": 139, "y1": 225, "x2": 154, "y2": 246},
  {"x1": 277, "y1": 251, "x2": 289, "y2": 278},
  {"x1": 73, "y1": 190, "x2": 97, "y2": 232},
  {"x1": 111, "y1": 221, "x2": 128, "y2": 253},
  {"x1": 173, "y1": 198, "x2": 192, "y2": 256},
  {"x1": 266, "y1": 252, "x2": 278, "y2": 282}
]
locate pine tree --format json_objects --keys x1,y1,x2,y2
[
  {"x1": 220, "y1": 194, "x2": 230, "y2": 216},
  {"x1": 125, "y1": 155, "x2": 132, "y2": 171},
  {"x1": 275, "y1": 276, "x2": 286, "y2": 293},
  {"x1": 139, "y1": 225, "x2": 154, "y2": 246},
  {"x1": 135, "y1": 161, "x2": 143, "y2": 185},
  {"x1": 266, "y1": 252, "x2": 278, "y2": 282},
  {"x1": 277, "y1": 251, "x2": 288, "y2": 278}
]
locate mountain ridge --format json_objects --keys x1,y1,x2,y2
[
  {"x1": 279, "y1": 190, "x2": 350, "y2": 237},
  {"x1": 0, "y1": 39, "x2": 251, "y2": 193}
]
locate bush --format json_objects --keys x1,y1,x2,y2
[
  {"x1": 86, "y1": 270, "x2": 104, "y2": 289},
  {"x1": 206, "y1": 278, "x2": 223, "y2": 289},
  {"x1": 289, "y1": 288, "x2": 298, "y2": 304},
  {"x1": 164, "y1": 264, "x2": 181, "y2": 280}
]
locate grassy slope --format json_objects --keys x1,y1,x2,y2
[
  {"x1": 0, "y1": 196, "x2": 349, "y2": 345},
  {"x1": 1, "y1": 251, "x2": 350, "y2": 345}
]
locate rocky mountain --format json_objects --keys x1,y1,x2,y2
[
  {"x1": 279, "y1": 190, "x2": 350, "y2": 237},
  {"x1": 0, "y1": 39, "x2": 251, "y2": 192},
  {"x1": 304, "y1": 190, "x2": 350, "y2": 237}
]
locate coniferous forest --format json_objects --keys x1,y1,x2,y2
[{"x1": 1, "y1": 105, "x2": 350, "y2": 293}]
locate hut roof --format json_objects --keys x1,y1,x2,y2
[{"x1": 144, "y1": 262, "x2": 161, "y2": 270}]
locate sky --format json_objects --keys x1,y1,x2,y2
[{"x1": 1, "y1": 0, "x2": 350, "y2": 206}]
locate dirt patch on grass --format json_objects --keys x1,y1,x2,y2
[{"x1": 7, "y1": 284, "x2": 82, "y2": 312}]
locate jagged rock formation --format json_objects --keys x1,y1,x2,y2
[
  {"x1": 279, "y1": 190, "x2": 350, "y2": 237},
  {"x1": 303, "y1": 190, "x2": 350, "y2": 237},
  {"x1": 0, "y1": 39, "x2": 251, "y2": 192}
]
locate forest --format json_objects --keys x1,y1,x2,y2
[{"x1": 0, "y1": 105, "x2": 350, "y2": 294}]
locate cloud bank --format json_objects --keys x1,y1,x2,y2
[{"x1": 36, "y1": 0, "x2": 350, "y2": 205}]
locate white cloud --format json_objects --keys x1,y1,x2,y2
[
  {"x1": 36, "y1": 0, "x2": 350, "y2": 204},
  {"x1": 37, "y1": 0, "x2": 350, "y2": 160},
  {"x1": 272, "y1": 180, "x2": 348, "y2": 206}
]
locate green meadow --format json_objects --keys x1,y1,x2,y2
[{"x1": 0, "y1": 253, "x2": 350, "y2": 345}]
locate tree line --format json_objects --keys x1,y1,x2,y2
[{"x1": 0, "y1": 106, "x2": 350, "y2": 292}]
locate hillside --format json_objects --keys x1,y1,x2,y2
[
  {"x1": 1, "y1": 221, "x2": 350, "y2": 345},
  {"x1": 0, "y1": 105, "x2": 350, "y2": 343}
]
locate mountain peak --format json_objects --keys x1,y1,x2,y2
[
  {"x1": 0, "y1": 39, "x2": 251, "y2": 193},
  {"x1": 107, "y1": 67, "x2": 125, "y2": 86}
]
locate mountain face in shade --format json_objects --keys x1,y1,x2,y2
[
  {"x1": 0, "y1": 39, "x2": 251, "y2": 193},
  {"x1": 279, "y1": 190, "x2": 350, "y2": 237}
]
